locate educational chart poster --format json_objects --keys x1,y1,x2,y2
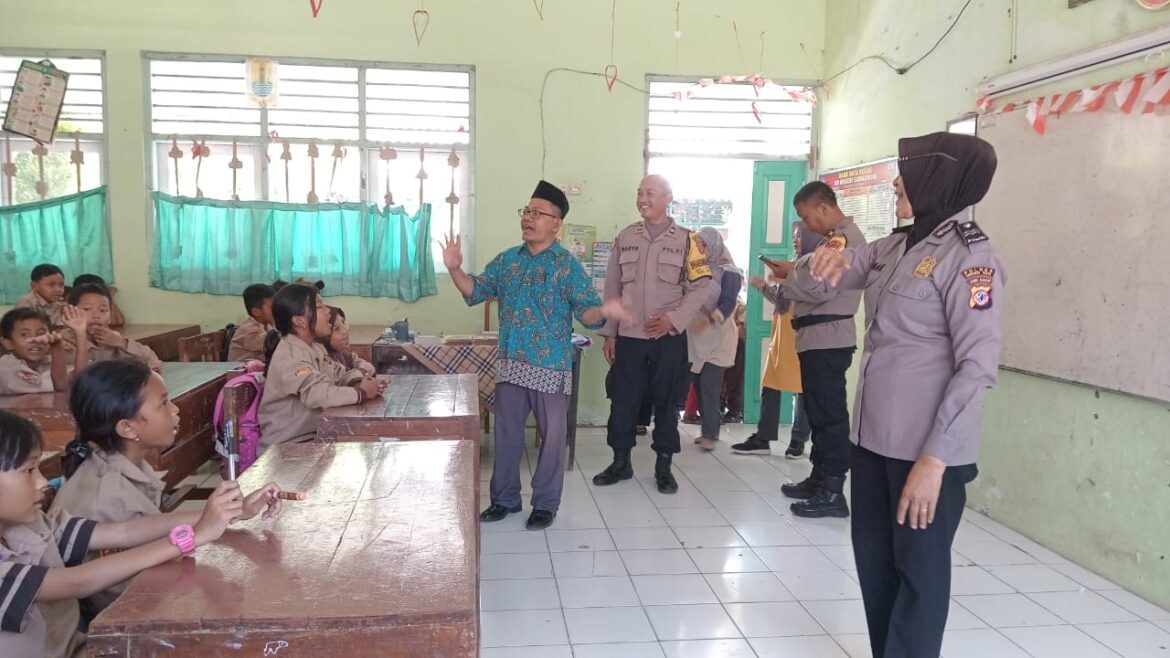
[
  {"x1": 2, "y1": 60, "x2": 69, "y2": 144},
  {"x1": 591, "y1": 241, "x2": 612, "y2": 294},
  {"x1": 819, "y1": 158, "x2": 899, "y2": 242},
  {"x1": 560, "y1": 223, "x2": 597, "y2": 272}
]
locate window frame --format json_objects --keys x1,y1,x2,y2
[
  {"x1": 0, "y1": 48, "x2": 108, "y2": 206},
  {"x1": 141, "y1": 51, "x2": 476, "y2": 271},
  {"x1": 643, "y1": 73, "x2": 820, "y2": 168}
]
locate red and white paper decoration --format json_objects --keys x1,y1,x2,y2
[{"x1": 977, "y1": 66, "x2": 1170, "y2": 134}]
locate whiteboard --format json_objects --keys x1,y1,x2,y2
[{"x1": 977, "y1": 109, "x2": 1170, "y2": 402}]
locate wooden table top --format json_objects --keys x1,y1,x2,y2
[
  {"x1": 0, "y1": 362, "x2": 238, "y2": 415},
  {"x1": 88, "y1": 441, "x2": 478, "y2": 656},
  {"x1": 122, "y1": 324, "x2": 201, "y2": 341},
  {"x1": 322, "y1": 373, "x2": 479, "y2": 422}
]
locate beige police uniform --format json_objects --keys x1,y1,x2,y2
[
  {"x1": 781, "y1": 217, "x2": 866, "y2": 353},
  {"x1": 0, "y1": 354, "x2": 56, "y2": 395},
  {"x1": 227, "y1": 316, "x2": 272, "y2": 362},
  {"x1": 258, "y1": 335, "x2": 362, "y2": 451},
  {"x1": 49, "y1": 451, "x2": 166, "y2": 614},
  {"x1": 598, "y1": 219, "x2": 711, "y2": 455},
  {"x1": 0, "y1": 509, "x2": 97, "y2": 658},
  {"x1": 14, "y1": 292, "x2": 64, "y2": 330}
]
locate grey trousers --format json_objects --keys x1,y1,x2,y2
[
  {"x1": 691, "y1": 363, "x2": 726, "y2": 439},
  {"x1": 490, "y1": 382, "x2": 570, "y2": 514}
]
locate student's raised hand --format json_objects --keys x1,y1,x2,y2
[
  {"x1": 241, "y1": 482, "x2": 284, "y2": 521},
  {"x1": 441, "y1": 233, "x2": 463, "y2": 271},
  {"x1": 809, "y1": 246, "x2": 850, "y2": 287},
  {"x1": 62, "y1": 305, "x2": 88, "y2": 337},
  {"x1": 194, "y1": 481, "x2": 245, "y2": 546}
]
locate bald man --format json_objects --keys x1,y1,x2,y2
[{"x1": 594, "y1": 175, "x2": 712, "y2": 494}]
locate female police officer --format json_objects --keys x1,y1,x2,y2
[{"x1": 788, "y1": 132, "x2": 1003, "y2": 658}]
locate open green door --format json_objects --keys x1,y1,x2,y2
[{"x1": 742, "y1": 161, "x2": 806, "y2": 425}]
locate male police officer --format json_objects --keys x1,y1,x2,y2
[{"x1": 594, "y1": 175, "x2": 711, "y2": 494}]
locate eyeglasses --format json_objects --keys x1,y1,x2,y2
[
  {"x1": 898, "y1": 152, "x2": 959, "y2": 164},
  {"x1": 518, "y1": 207, "x2": 561, "y2": 221}
]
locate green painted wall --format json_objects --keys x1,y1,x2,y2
[
  {"x1": 0, "y1": 0, "x2": 826, "y2": 425},
  {"x1": 821, "y1": 0, "x2": 1170, "y2": 607}
]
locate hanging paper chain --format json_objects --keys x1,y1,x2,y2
[
  {"x1": 307, "y1": 139, "x2": 320, "y2": 204},
  {"x1": 32, "y1": 143, "x2": 48, "y2": 199},
  {"x1": 71, "y1": 134, "x2": 85, "y2": 195},
  {"x1": 328, "y1": 140, "x2": 346, "y2": 200},
  {"x1": 379, "y1": 145, "x2": 397, "y2": 207},
  {"x1": 1, "y1": 135, "x2": 15, "y2": 203},
  {"x1": 281, "y1": 139, "x2": 293, "y2": 203},
  {"x1": 413, "y1": 0, "x2": 430, "y2": 46},
  {"x1": 447, "y1": 146, "x2": 461, "y2": 237},
  {"x1": 168, "y1": 136, "x2": 183, "y2": 196},
  {"x1": 228, "y1": 138, "x2": 243, "y2": 201},
  {"x1": 417, "y1": 148, "x2": 428, "y2": 205},
  {"x1": 191, "y1": 140, "x2": 210, "y2": 199}
]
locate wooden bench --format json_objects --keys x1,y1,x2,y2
[
  {"x1": 178, "y1": 329, "x2": 226, "y2": 362},
  {"x1": 122, "y1": 324, "x2": 201, "y2": 362},
  {"x1": 88, "y1": 441, "x2": 479, "y2": 657},
  {"x1": 1, "y1": 362, "x2": 236, "y2": 495}
]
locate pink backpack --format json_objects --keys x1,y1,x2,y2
[{"x1": 212, "y1": 365, "x2": 265, "y2": 478}]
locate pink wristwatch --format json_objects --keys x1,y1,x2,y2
[{"x1": 168, "y1": 524, "x2": 196, "y2": 557}]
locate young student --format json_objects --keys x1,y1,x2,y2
[
  {"x1": 0, "y1": 410, "x2": 283, "y2": 657},
  {"x1": 324, "y1": 306, "x2": 375, "y2": 376},
  {"x1": 14, "y1": 263, "x2": 67, "y2": 329},
  {"x1": 227, "y1": 284, "x2": 276, "y2": 362},
  {"x1": 0, "y1": 307, "x2": 89, "y2": 395},
  {"x1": 67, "y1": 284, "x2": 162, "y2": 371},
  {"x1": 70, "y1": 275, "x2": 125, "y2": 328},
  {"x1": 258, "y1": 284, "x2": 385, "y2": 453},
  {"x1": 52, "y1": 358, "x2": 282, "y2": 616}
]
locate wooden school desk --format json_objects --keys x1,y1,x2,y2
[
  {"x1": 0, "y1": 361, "x2": 236, "y2": 490},
  {"x1": 317, "y1": 373, "x2": 480, "y2": 445},
  {"x1": 346, "y1": 325, "x2": 387, "y2": 363},
  {"x1": 122, "y1": 324, "x2": 201, "y2": 362},
  {"x1": 88, "y1": 441, "x2": 479, "y2": 657}
]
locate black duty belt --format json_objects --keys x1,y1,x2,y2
[{"x1": 791, "y1": 314, "x2": 853, "y2": 330}]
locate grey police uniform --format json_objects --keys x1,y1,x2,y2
[
  {"x1": 788, "y1": 214, "x2": 1005, "y2": 658},
  {"x1": 780, "y1": 217, "x2": 866, "y2": 484}
]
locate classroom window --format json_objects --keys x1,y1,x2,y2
[
  {"x1": 645, "y1": 76, "x2": 814, "y2": 270},
  {"x1": 0, "y1": 54, "x2": 106, "y2": 205},
  {"x1": 145, "y1": 54, "x2": 473, "y2": 275}
]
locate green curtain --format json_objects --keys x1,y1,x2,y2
[
  {"x1": 150, "y1": 193, "x2": 437, "y2": 302},
  {"x1": 0, "y1": 187, "x2": 113, "y2": 304}
]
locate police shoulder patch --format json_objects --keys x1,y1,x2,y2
[
  {"x1": 962, "y1": 266, "x2": 995, "y2": 311},
  {"x1": 826, "y1": 234, "x2": 847, "y2": 252},
  {"x1": 294, "y1": 367, "x2": 312, "y2": 378},
  {"x1": 955, "y1": 221, "x2": 989, "y2": 248}
]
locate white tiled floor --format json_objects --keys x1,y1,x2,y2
[{"x1": 478, "y1": 424, "x2": 1170, "y2": 658}]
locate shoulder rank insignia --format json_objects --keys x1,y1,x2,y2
[
  {"x1": 294, "y1": 367, "x2": 312, "y2": 378},
  {"x1": 913, "y1": 256, "x2": 937, "y2": 278},
  {"x1": 932, "y1": 221, "x2": 954, "y2": 238},
  {"x1": 956, "y1": 221, "x2": 989, "y2": 247},
  {"x1": 962, "y1": 267, "x2": 995, "y2": 310},
  {"x1": 826, "y1": 234, "x2": 848, "y2": 252},
  {"x1": 684, "y1": 231, "x2": 712, "y2": 282}
]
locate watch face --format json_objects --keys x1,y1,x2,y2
[{"x1": 173, "y1": 526, "x2": 193, "y2": 540}]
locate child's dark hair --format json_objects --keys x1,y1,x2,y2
[
  {"x1": 324, "y1": 306, "x2": 355, "y2": 369},
  {"x1": 30, "y1": 263, "x2": 64, "y2": 282},
  {"x1": 0, "y1": 409, "x2": 43, "y2": 471},
  {"x1": 64, "y1": 359, "x2": 154, "y2": 477},
  {"x1": 263, "y1": 284, "x2": 320, "y2": 369},
  {"x1": 67, "y1": 282, "x2": 112, "y2": 306},
  {"x1": 243, "y1": 283, "x2": 276, "y2": 316},
  {"x1": 1, "y1": 307, "x2": 50, "y2": 339},
  {"x1": 72, "y1": 273, "x2": 107, "y2": 288}
]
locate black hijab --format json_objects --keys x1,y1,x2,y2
[{"x1": 898, "y1": 132, "x2": 998, "y2": 250}]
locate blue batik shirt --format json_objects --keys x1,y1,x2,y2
[{"x1": 465, "y1": 242, "x2": 603, "y2": 395}]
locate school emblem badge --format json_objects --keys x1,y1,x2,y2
[
  {"x1": 913, "y1": 256, "x2": 937, "y2": 278},
  {"x1": 962, "y1": 267, "x2": 995, "y2": 310}
]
